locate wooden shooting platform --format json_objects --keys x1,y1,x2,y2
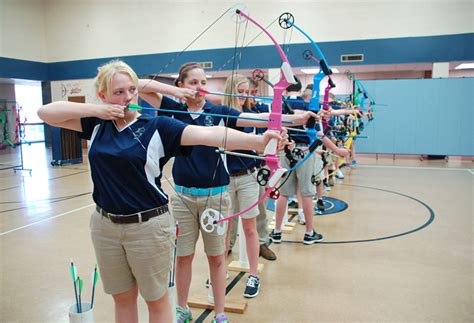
[
  {"x1": 227, "y1": 261, "x2": 264, "y2": 273},
  {"x1": 188, "y1": 296, "x2": 247, "y2": 314},
  {"x1": 268, "y1": 220, "x2": 295, "y2": 233}
]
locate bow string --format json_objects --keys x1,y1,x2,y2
[{"x1": 211, "y1": 8, "x2": 298, "y2": 226}]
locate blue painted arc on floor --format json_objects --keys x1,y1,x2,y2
[{"x1": 266, "y1": 197, "x2": 348, "y2": 216}]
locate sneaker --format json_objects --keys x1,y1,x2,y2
[
  {"x1": 287, "y1": 200, "x2": 299, "y2": 210},
  {"x1": 335, "y1": 169, "x2": 345, "y2": 179},
  {"x1": 316, "y1": 199, "x2": 325, "y2": 211},
  {"x1": 297, "y1": 209, "x2": 306, "y2": 225},
  {"x1": 243, "y1": 275, "x2": 260, "y2": 298},
  {"x1": 259, "y1": 244, "x2": 277, "y2": 261},
  {"x1": 269, "y1": 229, "x2": 282, "y2": 243},
  {"x1": 176, "y1": 305, "x2": 192, "y2": 323},
  {"x1": 212, "y1": 313, "x2": 229, "y2": 323},
  {"x1": 351, "y1": 160, "x2": 358, "y2": 168},
  {"x1": 303, "y1": 230, "x2": 324, "y2": 245}
]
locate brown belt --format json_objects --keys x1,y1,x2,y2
[
  {"x1": 230, "y1": 167, "x2": 256, "y2": 177},
  {"x1": 96, "y1": 205, "x2": 168, "y2": 224}
]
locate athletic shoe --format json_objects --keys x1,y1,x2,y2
[
  {"x1": 176, "y1": 305, "x2": 192, "y2": 323},
  {"x1": 316, "y1": 199, "x2": 325, "y2": 211},
  {"x1": 212, "y1": 313, "x2": 229, "y2": 323},
  {"x1": 269, "y1": 229, "x2": 282, "y2": 243},
  {"x1": 335, "y1": 169, "x2": 345, "y2": 179},
  {"x1": 303, "y1": 230, "x2": 324, "y2": 245},
  {"x1": 243, "y1": 275, "x2": 260, "y2": 298}
]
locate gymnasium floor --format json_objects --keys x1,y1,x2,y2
[{"x1": 0, "y1": 143, "x2": 472, "y2": 323}]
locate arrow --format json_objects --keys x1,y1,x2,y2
[
  {"x1": 70, "y1": 259, "x2": 80, "y2": 313},
  {"x1": 90, "y1": 264, "x2": 98, "y2": 309},
  {"x1": 127, "y1": 103, "x2": 294, "y2": 124}
]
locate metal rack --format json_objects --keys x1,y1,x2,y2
[{"x1": 0, "y1": 100, "x2": 32, "y2": 175}]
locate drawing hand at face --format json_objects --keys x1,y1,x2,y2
[
  {"x1": 173, "y1": 87, "x2": 196, "y2": 101},
  {"x1": 96, "y1": 104, "x2": 125, "y2": 120}
]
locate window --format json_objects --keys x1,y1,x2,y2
[{"x1": 15, "y1": 82, "x2": 44, "y2": 142}]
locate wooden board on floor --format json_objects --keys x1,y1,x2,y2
[
  {"x1": 188, "y1": 296, "x2": 247, "y2": 314},
  {"x1": 268, "y1": 223, "x2": 294, "y2": 233},
  {"x1": 227, "y1": 261, "x2": 264, "y2": 273},
  {"x1": 269, "y1": 220, "x2": 296, "y2": 227}
]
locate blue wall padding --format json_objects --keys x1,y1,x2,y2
[{"x1": 356, "y1": 77, "x2": 473, "y2": 156}]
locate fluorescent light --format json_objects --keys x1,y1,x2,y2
[
  {"x1": 301, "y1": 68, "x2": 339, "y2": 74},
  {"x1": 169, "y1": 74, "x2": 212, "y2": 78},
  {"x1": 455, "y1": 63, "x2": 474, "y2": 70},
  {"x1": 301, "y1": 68, "x2": 320, "y2": 74}
]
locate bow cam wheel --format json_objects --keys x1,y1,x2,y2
[
  {"x1": 278, "y1": 12, "x2": 294, "y2": 29},
  {"x1": 230, "y1": 4, "x2": 249, "y2": 24},
  {"x1": 292, "y1": 147, "x2": 305, "y2": 159},
  {"x1": 257, "y1": 168, "x2": 270, "y2": 186},
  {"x1": 200, "y1": 208, "x2": 227, "y2": 236},
  {"x1": 303, "y1": 49, "x2": 313, "y2": 60},
  {"x1": 252, "y1": 69, "x2": 265, "y2": 81},
  {"x1": 269, "y1": 189, "x2": 280, "y2": 200}
]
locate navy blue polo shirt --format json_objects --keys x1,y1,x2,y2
[
  {"x1": 252, "y1": 102, "x2": 270, "y2": 136},
  {"x1": 324, "y1": 117, "x2": 336, "y2": 135},
  {"x1": 227, "y1": 107, "x2": 258, "y2": 174},
  {"x1": 79, "y1": 114, "x2": 190, "y2": 214},
  {"x1": 254, "y1": 102, "x2": 270, "y2": 113},
  {"x1": 250, "y1": 103, "x2": 269, "y2": 168},
  {"x1": 285, "y1": 95, "x2": 310, "y2": 145},
  {"x1": 159, "y1": 96, "x2": 241, "y2": 188}
]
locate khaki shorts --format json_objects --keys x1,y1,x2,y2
[
  {"x1": 171, "y1": 192, "x2": 230, "y2": 257},
  {"x1": 279, "y1": 148, "x2": 316, "y2": 197},
  {"x1": 228, "y1": 172, "x2": 260, "y2": 219},
  {"x1": 313, "y1": 153, "x2": 325, "y2": 182},
  {"x1": 90, "y1": 209, "x2": 175, "y2": 301}
]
